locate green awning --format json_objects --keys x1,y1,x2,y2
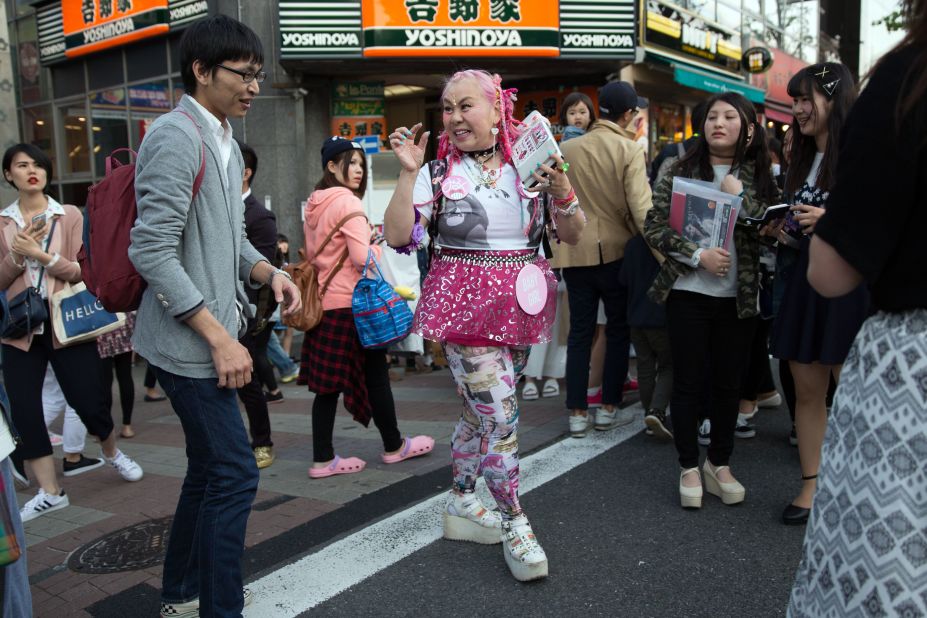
[{"x1": 673, "y1": 64, "x2": 765, "y2": 104}]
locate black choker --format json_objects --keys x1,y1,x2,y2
[{"x1": 465, "y1": 146, "x2": 496, "y2": 159}]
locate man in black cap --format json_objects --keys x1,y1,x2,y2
[{"x1": 551, "y1": 81, "x2": 654, "y2": 437}]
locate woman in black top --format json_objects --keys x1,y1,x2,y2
[{"x1": 788, "y1": 1, "x2": 927, "y2": 613}]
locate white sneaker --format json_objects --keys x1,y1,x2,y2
[
  {"x1": 501, "y1": 515, "x2": 548, "y2": 581},
  {"x1": 20, "y1": 489, "x2": 69, "y2": 523},
  {"x1": 104, "y1": 450, "x2": 144, "y2": 482},
  {"x1": 569, "y1": 413, "x2": 590, "y2": 438},
  {"x1": 594, "y1": 407, "x2": 634, "y2": 431},
  {"x1": 757, "y1": 392, "x2": 783, "y2": 408},
  {"x1": 443, "y1": 492, "x2": 502, "y2": 545},
  {"x1": 160, "y1": 588, "x2": 253, "y2": 617},
  {"x1": 698, "y1": 419, "x2": 711, "y2": 447}
]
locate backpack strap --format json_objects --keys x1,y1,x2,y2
[
  {"x1": 313, "y1": 210, "x2": 368, "y2": 298},
  {"x1": 172, "y1": 109, "x2": 207, "y2": 199}
]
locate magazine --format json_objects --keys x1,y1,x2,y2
[
  {"x1": 669, "y1": 177, "x2": 743, "y2": 250},
  {"x1": 512, "y1": 111, "x2": 563, "y2": 192}
]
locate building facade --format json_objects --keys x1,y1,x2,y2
[{"x1": 6, "y1": 0, "x2": 840, "y2": 243}]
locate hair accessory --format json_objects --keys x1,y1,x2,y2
[{"x1": 812, "y1": 64, "x2": 841, "y2": 99}]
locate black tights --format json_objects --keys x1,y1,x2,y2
[
  {"x1": 102, "y1": 352, "x2": 135, "y2": 425},
  {"x1": 311, "y1": 349, "x2": 402, "y2": 462}
]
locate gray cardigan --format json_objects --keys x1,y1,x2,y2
[{"x1": 129, "y1": 95, "x2": 267, "y2": 379}]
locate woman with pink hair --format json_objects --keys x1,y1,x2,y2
[{"x1": 384, "y1": 70, "x2": 585, "y2": 581}]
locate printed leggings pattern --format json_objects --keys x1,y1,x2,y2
[{"x1": 444, "y1": 343, "x2": 529, "y2": 519}]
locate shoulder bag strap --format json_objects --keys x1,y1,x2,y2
[
  {"x1": 36, "y1": 217, "x2": 58, "y2": 290},
  {"x1": 172, "y1": 109, "x2": 207, "y2": 198},
  {"x1": 315, "y1": 211, "x2": 368, "y2": 298}
]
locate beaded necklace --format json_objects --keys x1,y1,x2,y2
[{"x1": 465, "y1": 151, "x2": 500, "y2": 189}]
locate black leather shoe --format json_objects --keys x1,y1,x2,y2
[{"x1": 782, "y1": 503, "x2": 810, "y2": 525}]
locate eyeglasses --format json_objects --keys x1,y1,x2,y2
[{"x1": 216, "y1": 64, "x2": 266, "y2": 84}]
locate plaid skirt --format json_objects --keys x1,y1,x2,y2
[{"x1": 298, "y1": 308, "x2": 371, "y2": 427}]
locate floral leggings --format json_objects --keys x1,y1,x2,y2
[{"x1": 444, "y1": 343, "x2": 529, "y2": 520}]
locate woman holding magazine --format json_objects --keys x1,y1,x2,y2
[
  {"x1": 768, "y1": 63, "x2": 869, "y2": 526},
  {"x1": 644, "y1": 92, "x2": 780, "y2": 510}
]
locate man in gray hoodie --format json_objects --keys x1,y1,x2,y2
[{"x1": 129, "y1": 15, "x2": 300, "y2": 617}]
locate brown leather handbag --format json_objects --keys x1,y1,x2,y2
[{"x1": 283, "y1": 211, "x2": 367, "y2": 331}]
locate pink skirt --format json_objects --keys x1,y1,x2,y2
[{"x1": 414, "y1": 249, "x2": 557, "y2": 346}]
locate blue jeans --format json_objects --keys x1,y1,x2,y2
[
  {"x1": 156, "y1": 368, "x2": 259, "y2": 617},
  {"x1": 266, "y1": 327, "x2": 297, "y2": 377},
  {"x1": 2, "y1": 458, "x2": 31, "y2": 618}
]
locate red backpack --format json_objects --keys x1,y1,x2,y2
[{"x1": 78, "y1": 110, "x2": 204, "y2": 313}]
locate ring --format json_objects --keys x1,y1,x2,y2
[{"x1": 560, "y1": 162, "x2": 570, "y2": 173}]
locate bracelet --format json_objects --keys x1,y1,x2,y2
[
  {"x1": 555, "y1": 198, "x2": 580, "y2": 217},
  {"x1": 268, "y1": 267, "x2": 292, "y2": 285},
  {"x1": 552, "y1": 189, "x2": 577, "y2": 207}
]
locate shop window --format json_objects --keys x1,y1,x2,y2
[
  {"x1": 52, "y1": 61, "x2": 85, "y2": 99},
  {"x1": 90, "y1": 88, "x2": 129, "y2": 175},
  {"x1": 57, "y1": 101, "x2": 91, "y2": 175},
  {"x1": 20, "y1": 105, "x2": 56, "y2": 173},
  {"x1": 128, "y1": 80, "x2": 171, "y2": 149},
  {"x1": 126, "y1": 39, "x2": 169, "y2": 82},
  {"x1": 370, "y1": 152, "x2": 403, "y2": 191},
  {"x1": 15, "y1": 17, "x2": 51, "y2": 105},
  {"x1": 59, "y1": 182, "x2": 92, "y2": 208},
  {"x1": 87, "y1": 48, "x2": 124, "y2": 91},
  {"x1": 649, "y1": 102, "x2": 686, "y2": 151}
]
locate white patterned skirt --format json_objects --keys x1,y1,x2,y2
[{"x1": 788, "y1": 309, "x2": 927, "y2": 617}]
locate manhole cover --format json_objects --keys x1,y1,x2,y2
[{"x1": 68, "y1": 516, "x2": 172, "y2": 574}]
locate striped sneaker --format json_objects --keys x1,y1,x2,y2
[
  {"x1": 160, "y1": 588, "x2": 253, "y2": 617},
  {"x1": 19, "y1": 489, "x2": 69, "y2": 523}
]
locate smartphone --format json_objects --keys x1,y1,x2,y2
[
  {"x1": 31, "y1": 212, "x2": 46, "y2": 232},
  {"x1": 743, "y1": 203, "x2": 790, "y2": 226}
]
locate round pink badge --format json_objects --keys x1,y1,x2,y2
[
  {"x1": 515, "y1": 263, "x2": 547, "y2": 315},
  {"x1": 441, "y1": 175, "x2": 473, "y2": 201}
]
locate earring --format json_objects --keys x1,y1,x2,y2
[{"x1": 491, "y1": 126, "x2": 499, "y2": 153}]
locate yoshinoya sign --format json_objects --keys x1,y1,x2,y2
[
  {"x1": 643, "y1": 0, "x2": 741, "y2": 74},
  {"x1": 279, "y1": 0, "x2": 636, "y2": 59},
  {"x1": 37, "y1": 0, "x2": 210, "y2": 65}
]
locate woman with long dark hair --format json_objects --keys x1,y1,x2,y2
[
  {"x1": 644, "y1": 92, "x2": 780, "y2": 510},
  {"x1": 788, "y1": 1, "x2": 927, "y2": 612},
  {"x1": 767, "y1": 62, "x2": 869, "y2": 527}
]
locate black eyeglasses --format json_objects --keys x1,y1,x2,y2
[{"x1": 216, "y1": 64, "x2": 266, "y2": 84}]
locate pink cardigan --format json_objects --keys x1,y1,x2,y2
[
  {"x1": 303, "y1": 187, "x2": 381, "y2": 311},
  {"x1": 0, "y1": 204, "x2": 84, "y2": 351}
]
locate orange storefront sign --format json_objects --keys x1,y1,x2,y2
[
  {"x1": 62, "y1": 0, "x2": 170, "y2": 59},
  {"x1": 361, "y1": 0, "x2": 559, "y2": 57}
]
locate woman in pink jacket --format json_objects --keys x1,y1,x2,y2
[{"x1": 300, "y1": 137, "x2": 433, "y2": 478}]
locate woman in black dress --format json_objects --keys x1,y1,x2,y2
[{"x1": 769, "y1": 63, "x2": 869, "y2": 526}]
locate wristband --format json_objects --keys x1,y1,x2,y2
[{"x1": 555, "y1": 198, "x2": 580, "y2": 217}]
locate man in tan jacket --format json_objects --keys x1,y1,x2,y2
[{"x1": 552, "y1": 81, "x2": 653, "y2": 436}]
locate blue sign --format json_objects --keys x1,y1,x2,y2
[{"x1": 355, "y1": 135, "x2": 381, "y2": 155}]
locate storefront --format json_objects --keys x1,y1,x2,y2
[
  {"x1": 749, "y1": 45, "x2": 808, "y2": 140},
  {"x1": 278, "y1": 0, "x2": 639, "y2": 222},
  {"x1": 10, "y1": 0, "x2": 211, "y2": 204},
  {"x1": 626, "y1": 0, "x2": 764, "y2": 158}
]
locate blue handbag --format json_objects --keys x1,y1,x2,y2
[
  {"x1": 50, "y1": 282, "x2": 126, "y2": 346},
  {"x1": 352, "y1": 250, "x2": 414, "y2": 349}
]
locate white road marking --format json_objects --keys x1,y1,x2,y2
[{"x1": 245, "y1": 413, "x2": 644, "y2": 616}]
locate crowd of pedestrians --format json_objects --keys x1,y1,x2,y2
[{"x1": 0, "y1": 3, "x2": 922, "y2": 615}]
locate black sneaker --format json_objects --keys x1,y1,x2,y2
[
  {"x1": 735, "y1": 416, "x2": 756, "y2": 439},
  {"x1": 62, "y1": 455, "x2": 105, "y2": 477},
  {"x1": 789, "y1": 424, "x2": 798, "y2": 447},
  {"x1": 644, "y1": 409, "x2": 673, "y2": 440},
  {"x1": 265, "y1": 391, "x2": 284, "y2": 404}
]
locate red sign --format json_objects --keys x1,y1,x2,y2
[{"x1": 749, "y1": 46, "x2": 808, "y2": 106}]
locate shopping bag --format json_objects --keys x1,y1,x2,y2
[{"x1": 51, "y1": 282, "x2": 126, "y2": 346}]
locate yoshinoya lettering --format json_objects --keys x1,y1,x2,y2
[
  {"x1": 40, "y1": 41, "x2": 66, "y2": 57},
  {"x1": 282, "y1": 32, "x2": 361, "y2": 47},
  {"x1": 562, "y1": 33, "x2": 633, "y2": 48},
  {"x1": 82, "y1": 17, "x2": 135, "y2": 45},
  {"x1": 170, "y1": 1, "x2": 208, "y2": 21},
  {"x1": 404, "y1": 28, "x2": 523, "y2": 47}
]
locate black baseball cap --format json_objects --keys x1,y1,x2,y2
[
  {"x1": 321, "y1": 136, "x2": 363, "y2": 168},
  {"x1": 598, "y1": 81, "x2": 648, "y2": 116}
]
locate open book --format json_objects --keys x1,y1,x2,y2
[{"x1": 669, "y1": 177, "x2": 742, "y2": 251}]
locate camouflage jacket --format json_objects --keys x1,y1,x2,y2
[{"x1": 643, "y1": 160, "x2": 780, "y2": 319}]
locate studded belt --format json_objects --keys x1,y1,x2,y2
[{"x1": 435, "y1": 250, "x2": 536, "y2": 268}]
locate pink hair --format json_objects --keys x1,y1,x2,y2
[{"x1": 436, "y1": 70, "x2": 524, "y2": 168}]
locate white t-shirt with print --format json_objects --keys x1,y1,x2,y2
[{"x1": 413, "y1": 159, "x2": 544, "y2": 251}]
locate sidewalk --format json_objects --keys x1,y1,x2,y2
[{"x1": 22, "y1": 364, "x2": 587, "y2": 617}]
